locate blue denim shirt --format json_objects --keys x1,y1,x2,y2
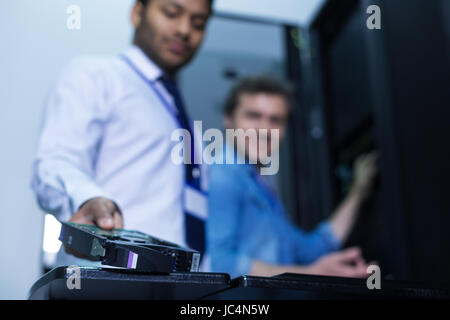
[{"x1": 207, "y1": 152, "x2": 341, "y2": 279}]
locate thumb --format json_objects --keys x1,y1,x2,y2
[
  {"x1": 335, "y1": 247, "x2": 363, "y2": 263},
  {"x1": 94, "y1": 202, "x2": 116, "y2": 230}
]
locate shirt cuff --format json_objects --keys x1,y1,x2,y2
[
  {"x1": 69, "y1": 184, "x2": 113, "y2": 214},
  {"x1": 316, "y1": 221, "x2": 342, "y2": 251}
]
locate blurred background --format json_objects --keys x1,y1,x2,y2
[{"x1": 1, "y1": 0, "x2": 449, "y2": 299}]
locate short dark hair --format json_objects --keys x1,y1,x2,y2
[
  {"x1": 224, "y1": 75, "x2": 294, "y2": 117},
  {"x1": 138, "y1": 0, "x2": 214, "y2": 9}
]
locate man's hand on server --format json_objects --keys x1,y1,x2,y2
[
  {"x1": 64, "y1": 197, "x2": 123, "y2": 260},
  {"x1": 350, "y1": 151, "x2": 379, "y2": 201}
]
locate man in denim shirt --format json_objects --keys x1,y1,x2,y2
[{"x1": 207, "y1": 76, "x2": 378, "y2": 279}]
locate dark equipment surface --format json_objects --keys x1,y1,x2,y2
[
  {"x1": 29, "y1": 267, "x2": 450, "y2": 300},
  {"x1": 205, "y1": 273, "x2": 450, "y2": 300},
  {"x1": 297, "y1": 0, "x2": 450, "y2": 282},
  {"x1": 59, "y1": 222, "x2": 201, "y2": 274},
  {"x1": 29, "y1": 266, "x2": 231, "y2": 300}
]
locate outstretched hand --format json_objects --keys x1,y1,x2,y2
[
  {"x1": 309, "y1": 247, "x2": 371, "y2": 278},
  {"x1": 64, "y1": 197, "x2": 123, "y2": 260},
  {"x1": 351, "y1": 151, "x2": 379, "y2": 200}
]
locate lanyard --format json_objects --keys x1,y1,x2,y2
[
  {"x1": 120, "y1": 55, "x2": 207, "y2": 256},
  {"x1": 120, "y1": 54, "x2": 203, "y2": 191},
  {"x1": 119, "y1": 54, "x2": 191, "y2": 134}
]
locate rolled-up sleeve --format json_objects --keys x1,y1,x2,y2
[
  {"x1": 207, "y1": 165, "x2": 254, "y2": 278},
  {"x1": 31, "y1": 57, "x2": 113, "y2": 220},
  {"x1": 286, "y1": 219, "x2": 342, "y2": 265}
]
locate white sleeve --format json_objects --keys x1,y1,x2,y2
[{"x1": 31, "y1": 57, "x2": 114, "y2": 220}]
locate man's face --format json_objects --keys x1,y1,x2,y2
[
  {"x1": 225, "y1": 93, "x2": 290, "y2": 164},
  {"x1": 132, "y1": 0, "x2": 211, "y2": 74}
]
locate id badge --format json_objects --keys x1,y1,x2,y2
[{"x1": 184, "y1": 184, "x2": 208, "y2": 220}]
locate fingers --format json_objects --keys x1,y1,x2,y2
[
  {"x1": 358, "y1": 157, "x2": 375, "y2": 173},
  {"x1": 356, "y1": 151, "x2": 378, "y2": 166},
  {"x1": 311, "y1": 248, "x2": 375, "y2": 279},
  {"x1": 69, "y1": 207, "x2": 93, "y2": 225},
  {"x1": 368, "y1": 150, "x2": 380, "y2": 161},
  {"x1": 64, "y1": 198, "x2": 124, "y2": 261},
  {"x1": 365, "y1": 153, "x2": 378, "y2": 173},
  {"x1": 362, "y1": 151, "x2": 379, "y2": 172},
  {"x1": 95, "y1": 200, "x2": 115, "y2": 230},
  {"x1": 330, "y1": 247, "x2": 370, "y2": 278},
  {"x1": 71, "y1": 198, "x2": 121, "y2": 230},
  {"x1": 352, "y1": 151, "x2": 380, "y2": 196},
  {"x1": 350, "y1": 256, "x2": 370, "y2": 278},
  {"x1": 362, "y1": 150, "x2": 379, "y2": 162},
  {"x1": 334, "y1": 247, "x2": 363, "y2": 263},
  {"x1": 113, "y1": 210, "x2": 124, "y2": 229},
  {"x1": 339, "y1": 264, "x2": 369, "y2": 278}
]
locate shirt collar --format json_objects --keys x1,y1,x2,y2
[{"x1": 122, "y1": 45, "x2": 163, "y2": 83}]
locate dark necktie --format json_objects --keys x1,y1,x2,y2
[{"x1": 159, "y1": 76, "x2": 205, "y2": 256}]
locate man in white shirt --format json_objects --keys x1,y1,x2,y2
[{"x1": 32, "y1": 0, "x2": 213, "y2": 265}]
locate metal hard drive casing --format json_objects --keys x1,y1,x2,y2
[{"x1": 59, "y1": 222, "x2": 201, "y2": 273}]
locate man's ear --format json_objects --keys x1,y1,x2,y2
[{"x1": 131, "y1": 1, "x2": 145, "y2": 29}]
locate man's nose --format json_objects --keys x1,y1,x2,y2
[
  {"x1": 256, "y1": 122, "x2": 270, "y2": 137},
  {"x1": 175, "y1": 17, "x2": 191, "y2": 39},
  {"x1": 260, "y1": 118, "x2": 276, "y2": 132}
]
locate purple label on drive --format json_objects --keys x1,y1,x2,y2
[{"x1": 127, "y1": 251, "x2": 138, "y2": 269}]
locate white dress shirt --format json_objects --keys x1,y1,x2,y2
[{"x1": 32, "y1": 45, "x2": 207, "y2": 251}]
